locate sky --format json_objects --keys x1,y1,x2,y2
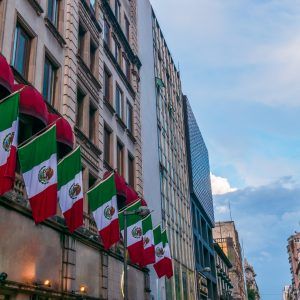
[{"x1": 150, "y1": 0, "x2": 300, "y2": 299}]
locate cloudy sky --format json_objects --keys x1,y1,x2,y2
[{"x1": 150, "y1": 0, "x2": 300, "y2": 299}]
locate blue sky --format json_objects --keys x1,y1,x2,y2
[{"x1": 150, "y1": 0, "x2": 300, "y2": 299}]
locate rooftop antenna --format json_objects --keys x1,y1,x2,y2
[{"x1": 228, "y1": 200, "x2": 233, "y2": 221}]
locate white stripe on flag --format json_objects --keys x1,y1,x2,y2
[
  {"x1": 126, "y1": 220, "x2": 143, "y2": 247},
  {"x1": 155, "y1": 242, "x2": 164, "y2": 263},
  {"x1": 59, "y1": 171, "x2": 83, "y2": 213},
  {"x1": 22, "y1": 153, "x2": 57, "y2": 198},
  {"x1": 143, "y1": 229, "x2": 154, "y2": 250},
  {"x1": 92, "y1": 195, "x2": 118, "y2": 231},
  {"x1": 0, "y1": 119, "x2": 18, "y2": 166}
]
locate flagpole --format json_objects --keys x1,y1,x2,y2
[
  {"x1": 0, "y1": 87, "x2": 25, "y2": 105},
  {"x1": 124, "y1": 212, "x2": 128, "y2": 300}
]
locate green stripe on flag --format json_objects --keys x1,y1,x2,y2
[
  {"x1": 18, "y1": 125, "x2": 57, "y2": 173},
  {"x1": 88, "y1": 173, "x2": 116, "y2": 212},
  {"x1": 58, "y1": 146, "x2": 81, "y2": 189},
  {"x1": 119, "y1": 200, "x2": 141, "y2": 231},
  {"x1": 162, "y1": 229, "x2": 168, "y2": 247},
  {"x1": 0, "y1": 92, "x2": 19, "y2": 132},
  {"x1": 153, "y1": 225, "x2": 162, "y2": 245},
  {"x1": 142, "y1": 214, "x2": 153, "y2": 233}
]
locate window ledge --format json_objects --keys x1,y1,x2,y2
[
  {"x1": 115, "y1": 114, "x2": 127, "y2": 131},
  {"x1": 104, "y1": 99, "x2": 115, "y2": 115},
  {"x1": 126, "y1": 129, "x2": 136, "y2": 144},
  {"x1": 27, "y1": 0, "x2": 44, "y2": 16},
  {"x1": 10, "y1": 66, "x2": 31, "y2": 86},
  {"x1": 44, "y1": 17, "x2": 66, "y2": 48},
  {"x1": 104, "y1": 160, "x2": 114, "y2": 172},
  {"x1": 80, "y1": 0, "x2": 102, "y2": 33}
]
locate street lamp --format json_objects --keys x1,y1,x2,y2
[
  {"x1": 123, "y1": 206, "x2": 151, "y2": 300},
  {"x1": 201, "y1": 267, "x2": 211, "y2": 273}
]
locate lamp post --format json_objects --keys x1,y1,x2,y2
[{"x1": 123, "y1": 206, "x2": 150, "y2": 300}]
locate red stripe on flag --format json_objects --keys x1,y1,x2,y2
[
  {"x1": 128, "y1": 239, "x2": 144, "y2": 264},
  {"x1": 0, "y1": 146, "x2": 17, "y2": 196},
  {"x1": 163, "y1": 257, "x2": 173, "y2": 278},
  {"x1": 140, "y1": 245, "x2": 155, "y2": 267},
  {"x1": 153, "y1": 259, "x2": 166, "y2": 278},
  {"x1": 63, "y1": 198, "x2": 83, "y2": 233},
  {"x1": 99, "y1": 218, "x2": 120, "y2": 250},
  {"x1": 29, "y1": 184, "x2": 57, "y2": 223},
  {"x1": 154, "y1": 257, "x2": 173, "y2": 279}
]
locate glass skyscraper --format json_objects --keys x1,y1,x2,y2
[{"x1": 183, "y1": 96, "x2": 217, "y2": 300}]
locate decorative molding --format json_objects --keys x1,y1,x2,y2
[
  {"x1": 104, "y1": 99, "x2": 115, "y2": 115},
  {"x1": 44, "y1": 17, "x2": 66, "y2": 47},
  {"x1": 27, "y1": 0, "x2": 44, "y2": 16},
  {"x1": 80, "y1": 0, "x2": 102, "y2": 33}
]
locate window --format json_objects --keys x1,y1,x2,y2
[
  {"x1": 90, "y1": 42, "x2": 97, "y2": 73},
  {"x1": 78, "y1": 24, "x2": 86, "y2": 58},
  {"x1": 126, "y1": 101, "x2": 133, "y2": 132},
  {"x1": 117, "y1": 141, "x2": 124, "y2": 176},
  {"x1": 104, "y1": 125, "x2": 111, "y2": 164},
  {"x1": 47, "y1": 0, "x2": 59, "y2": 27},
  {"x1": 76, "y1": 88, "x2": 85, "y2": 130},
  {"x1": 115, "y1": 85, "x2": 123, "y2": 118},
  {"x1": 115, "y1": 0, "x2": 121, "y2": 23},
  {"x1": 104, "y1": 67, "x2": 112, "y2": 103},
  {"x1": 12, "y1": 23, "x2": 31, "y2": 78},
  {"x1": 89, "y1": 104, "x2": 96, "y2": 142},
  {"x1": 42, "y1": 55, "x2": 57, "y2": 104},
  {"x1": 103, "y1": 19, "x2": 110, "y2": 46},
  {"x1": 114, "y1": 42, "x2": 121, "y2": 64},
  {"x1": 128, "y1": 153, "x2": 134, "y2": 187},
  {"x1": 90, "y1": 0, "x2": 96, "y2": 11},
  {"x1": 124, "y1": 15, "x2": 130, "y2": 40},
  {"x1": 124, "y1": 58, "x2": 130, "y2": 81}
]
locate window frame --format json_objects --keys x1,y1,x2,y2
[
  {"x1": 47, "y1": 0, "x2": 59, "y2": 28},
  {"x1": 104, "y1": 124, "x2": 112, "y2": 165},
  {"x1": 127, "y1": 152, "x2": 135, "y2": 188},
  {"x1": 115, "y1": 0, "x2": 121, "y2": 23},
  {"x1": 115, "y1": 84, "x2": 123, "y2": 119},
  {"x1": 116, "y1": 140, "x2": 124, "y2": 176},
  {"x1": 104, "y1": 66, "x2": 112, "y2": 103},
  {"x1": 126, "y1": 100, "x2": 133, "y2": 132},
  {"x1": 42, "y1": 54, "x2": 58, "y2": 104}
]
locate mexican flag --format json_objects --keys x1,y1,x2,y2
[
  {"x1": 0, "y1": 92, "x2": 19, "y2": 196},
  {"x1": 153, "y1": 225, "x2": 165, "y2": 278},
  {"x1": 18, "y1": 125, "x2": 58, "y2": 223},
  {"x1": 58, "y1": 146, "x2": 83, "y2": 233},
  {"x1": 162, "y1": 229, "x2": 173, "y2": 278},
  {"x1": 140, "y1": 214, "x2": 155, "y2": 267},
  {"x1": 119, "y1": 200, "x2": 143, "y2": 264},
  {"x1": 87, "y1": 173, "x2": 120, "y2": 249}
]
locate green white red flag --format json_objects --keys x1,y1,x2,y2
[
  {"x1": 18, "y1": 125, "x2": 58, "y2": 223},
  {"x1": 153, "y1": 225, "x2": 165, "y2": 278},
  {"x1": 87, "y1": 173, "x2": 120, "y2": 249},
  {"x1": 161, "y1": 229, "x2": 173, "y2": 278},
  {"x1": 58, "y1": 146, "x2": 83, "y2": 233},
  {"x1": 140, "y1": 214, "x2": 155, "y2": 267},
  {"x1": 0, "y1": 92, "x2": 19, "y2": 196},
  {"x1": 119, "y1": 200, "x2": 143, "y2": 264}
]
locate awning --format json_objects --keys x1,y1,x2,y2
[
  {"x1": 0, "y1": 53, "x2": 14, "y2": 96},
  {"x1": 47, "y1": 113, "x2": 74, "y2": 149},
  {"x1": 13, "y1": 84, "x2": 48, "y2": 125}
]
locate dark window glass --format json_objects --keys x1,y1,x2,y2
[
  {"x1": 89, "y1": 105, "x2": 96, "y2": 142},
  {"x1": 104, "y1": 19, "x2": 110, "y2": 46},
  {"x1": 104, "y1": 126, "x2": 111, "y2": 164},
  {"x1": 47, "y1": 0, "x2": 59, "y2": 27},
  {"x1": 42, "y1": 56, "x2": 56, "y2": 104},
  {"x1": 128, "y1": 154, "x2": 134, "y2": 187},
  {"x1": 90, "y1": 42, "x2": 97, "y2": 72},
  {"x1": 76, "y1": 89, "x2": 85, "y2": 129},
  {"x1": 78, "y1": 24, "x2": 85, "y2": 58},
  {"x1": 126, "y1": 101, "x2": 133, "y2": 132},
  {"x1": 115, "y1": 85, "x2": 123, "y2": 118},
  {"x1": 104, "y1": 67, "x2": 111, "y2": 103},
  {"x1": 114, "y1": 42, "x2": 120, "y2": 64},
  {"x1": 125, "y1": 58, "x2": 130, "y2": 81},
  {"x1": 117, "y1": 141, "x2": 124, "y2": 176},
  {"x1": 124, "y1": 15, "x2": 130, "y2": 40},
  {"x1": 12, "y1": 23, "x2": 30, "y2": 78},
  {"x1": 115, "y1": 0, "x2": 120, "y2": 23}
]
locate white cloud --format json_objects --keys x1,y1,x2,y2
[
  {"x1": 215, "y1": 204, "x2": 230, "y2": 214},
  {"x1": 210, "y1": 173, "x2": 237, "y2": 195}
]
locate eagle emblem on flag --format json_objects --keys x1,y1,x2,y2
[
  {"x1": 155, "y1": 246, "x2": 164, "y2": 258},
  {"x1": 38, "y1": 166, "x2": 54, "y2": 184},
  {"x1": 132, "y1": 226, "x2": 142, "y2": 239},
  {"x1": 104, "y1": 205, "x2": 115, "y2": 220},
  {"x1": 2, "y1": 132, "x2": 14, "y2": 152},
  {"x1": 68, "y1": 183, "x2": 81, "y2": 199}
]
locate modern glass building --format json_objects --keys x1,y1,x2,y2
[{"x1": 183, "y1": 96, "x2": 217, "y2": 300}]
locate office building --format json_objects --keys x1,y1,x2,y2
[{"x1": 244, "y1": 259, "x2": 260, "y2": 300}]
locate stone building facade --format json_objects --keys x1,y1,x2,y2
[
  {"x1": 244, "y1": 259, "x2": 260, "y2": 300},
  {"x1": 213, "y1": 221, "x2": 246, "y2": 300},
  {"x1": 0, "y1": 0, "x2": 148, "y2": 299},
  {"x1": 287, "y1": 232, "x2": 300, "y2": 300},
  {"x1": 138, "y1": 1, "x2": 196, "y2": 299}
]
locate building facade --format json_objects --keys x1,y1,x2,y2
[
  {"x1": 138, "y1": 1, "x2": 196, "y2": 299},
  {"x1": 214, "y1": 243, "x2": 234, "y2": 300},
  {"x1": 213, "y1": 221, "x2": 247, "y2": 300},
  {"x1": 244, "y1": 259, "x2": 260, "y2": 300},
  {"x1": 0, "y1": 0, "x2": 149, "y2": 299},
  {"x1": 287, "y1": 232, "x2": 300, "y2": 300},
  {"x1": 182, "y1": 95, "x2": 217, "y2": 300}
]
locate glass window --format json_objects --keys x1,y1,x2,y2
[
  {"x1": 128, "y1": 153, "x2": 134, "y2": 187},
  {"x1": 104, "y1": 67, "x2": 112, "y2": 103},
  {"x1": 89, "y1": 104, "x2": 96, "y2": 142},
  {"x1": 114, "y1": 42, "x2": 121, "y2": 64},
  {"x1": 126, "y1": 101, "x2": 133, "y2": 132},
  {"x1": 78, "y1": 24, "x2": 85, "y2": 58},
  {"x1": 124, "y1": 15, "x2": 130, "y2": 40},
  {"x1": 117, "y1": 141, "x2": 124, "y2": 176},
  {"x1": 42, "y1": 56, "x2": 57, "y2": 104},
  {"x1": 115, "y1": 0, "x2": 121, "y2": 23},
  {"x1": 124, "y1": 58, "x2": 130, "y2": 81},
  {"x1": 12, "y1": 23, "x2": 31, "y2": 78},
  {"x1": 115, "y1": 85, "x2": 123, "y2": 118},
  {"x1": 47, "y1": 0, "x2": 59, "y2": 27},
  {"x1": 76, "y1": 88, "x2": 85, "y2": 130},
  {"x1": 104, "y1": 126, "x2": 111, "y2": 164},
  {"x1": 90, "y1": 42, "x2": 97, "y2": 73},
  {"x1": 104, "y1": 19, "x2": 110, "y2": 46}
]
